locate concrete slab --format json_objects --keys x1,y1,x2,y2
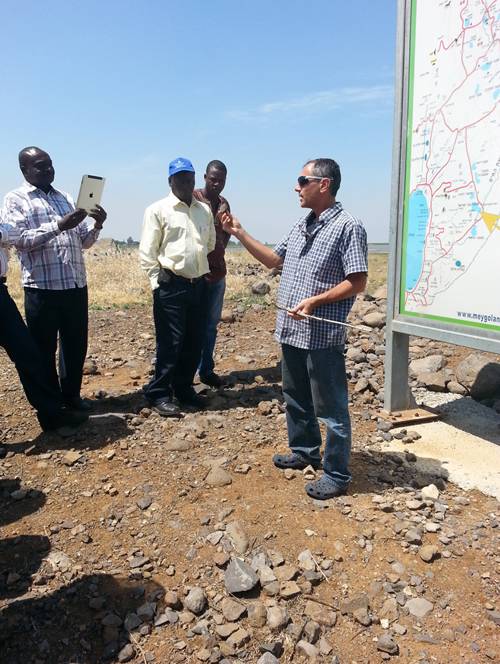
[{"x1": 385, "y1": 392, "x2": 500, "y2": 500}]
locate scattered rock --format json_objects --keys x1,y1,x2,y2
[
  {"x1": 205, "y1": 466, "x2": 232, "y2": 487},
  {"x1": 224, "y1": 558, "x2": 259, "y2": 593},
  {"x1": 406, "y1": 597, "x2": 434, "y2": 619},
  {"x1": 377, "y1": 634, "x2": 399, "y2": 655},
  {"x1": 184, "y1": 588, "x2": 207, "y2": 615}
]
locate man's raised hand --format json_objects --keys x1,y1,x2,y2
[
  {"x1": 58, "y1": 208, "x2": 88, "y2": 231},
  {"x1": 220, "y1": 211, "x2": 242, "y2": 237},
  {"x1": 88, "y1": 204, "x2": 107, "y2": 229}
]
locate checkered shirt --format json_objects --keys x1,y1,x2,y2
[
  {"x1": 274, "y1": 202, "x2": 368, "y2": 349},
  {"x1": 0, "y1": 221, "x2": 13, "y2": 278},
  {"x1": 2, "y1": 182, "x2": 100, "y2": 290}
]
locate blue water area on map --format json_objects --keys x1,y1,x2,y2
[
  {"x1": 471, "y1": 226, "x2": 478, "y2": 237},
  {"x1": 494, "y1": 87, "x2": 500, "y2": 100},
  {"x1": 471, "y1": 202, "x2": 481, "y2": 212},
  {"x1": 481, "y1": 62, "x2": 491, "y2": 71},
  {"x1": 406, "y1": 190, "x2": 430, "y2": 291},
  {"x1": 455, "y1": 260, "x2": 462, "y2": 267}
]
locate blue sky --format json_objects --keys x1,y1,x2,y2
[{"x1": 1, "y1": 0, "x2": 396, "y2": 242}]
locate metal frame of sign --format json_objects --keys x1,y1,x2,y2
[{"x1": 384, "y1": 0, "x2": 500, "y2": 412}]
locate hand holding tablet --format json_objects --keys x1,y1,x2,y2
[{"x1": 76, "y1": 175, "x2": 105, "y2": 212}]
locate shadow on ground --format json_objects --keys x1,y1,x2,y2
[
  {"x1": 0, "y1": 574, "x2": 164, "y2": 663},
  {"x1": 349, "y1": 448, "x2": 449, "y2": 495},
  {"x1": 3, "y1": 413, "x2": 133, "y2": 456},
  {"x1": 431, "y1": 395, "x2": 500, "y2": 446}
]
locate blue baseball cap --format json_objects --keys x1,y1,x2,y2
[{"x1": 168, "y1": 157, "x2": 195, "y2": 177}]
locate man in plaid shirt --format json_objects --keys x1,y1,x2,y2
[
  {"x1": 2, "y1": 147, "x2": 107, "y2": 412},
  {"x1": 222, "y1": 158, "x2": 368, "y2": 499}
]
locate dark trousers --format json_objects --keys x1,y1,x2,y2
[
  {"x1": 0, "y1": 283, "x2": 62, "y2": 423},
  {"x1": 144, "y1": 278, "x2": 206, "y2": 403},
  {"x1": 24, "y1": 286, "x2": 88, "y2": 401},
  {"x1": 282, "y1": 343, "x2": 352, "y2": 489}
]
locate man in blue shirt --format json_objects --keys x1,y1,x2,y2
[{"x1": 222, "y1": 158, "x2": 368, "y2": 499}]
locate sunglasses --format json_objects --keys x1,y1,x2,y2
[{"x1": 297, "y1": 175, "x2": 330, "y2": 188}]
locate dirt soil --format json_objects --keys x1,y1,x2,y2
[{"x1": 0, "y1": 306, "x2": 498, "y2": 664}]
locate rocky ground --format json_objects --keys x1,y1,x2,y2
[{"x1": 0, "y1": 278, "x2": 499, "y2": 664}]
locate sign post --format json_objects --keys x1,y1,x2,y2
[{"x1": 385, "y1": 0, "x2": 500, "y2": 413}]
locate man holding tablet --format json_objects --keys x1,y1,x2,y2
[
  {"x1": 0, "y1": 220, "x2": 88, "y2": 431},
  {"x1": 2, "y1": 147, "x2": 107, "y2": 412}
]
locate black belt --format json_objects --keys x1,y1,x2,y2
[
  {"x1": 0, "y1": 277, "x2": 6, "y2": 284},
  {"x1": 159, "y1": 269, "x2": 204, "y2": 285}
]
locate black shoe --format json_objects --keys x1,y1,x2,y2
[
  {"x1": 151, "y1": 399, "x2": 182, "y2": 418},
  {"x1": 175, "y1": 389, "x2": 207, "y2": 409},
  {"x1": 64, "y1": 396, "x2": 92, "y2": 412},
  {"x1": 199, "y1": 372, "x2": 224, "y2": 388},
  {"x1": 40, "y1": 409, "x2": 88, "y2": 432},
  {"x1": 273, "y1": 453, "x2": 322, "y2": 471}
]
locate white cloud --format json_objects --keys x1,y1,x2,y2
[{"x1": 226, "y1": 85, "x2": 393, "y2": 121}]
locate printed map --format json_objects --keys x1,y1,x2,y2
[{"x1": 401, "y1": 0, "x2": 500, "y2": 330}]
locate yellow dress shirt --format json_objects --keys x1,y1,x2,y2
[{"x1": 139, "y1": 191, "x2": 216, "y2": 289}]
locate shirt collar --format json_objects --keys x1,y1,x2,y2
[
  {"x1": 300, "y1": 201, "x2": 343, "y2": 233},
  {"x1": 21, "y1": 180, "x2": 58, "y2": 196},
  {"x1": 167, "y1": 190, "x2": 201, "y2": 209}
]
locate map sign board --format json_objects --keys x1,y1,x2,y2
[
  {"x1": 385, "y1": 0, "x2": 500, "y2": 411},
  {"x1": 401, "y1": 0, "x2": 500, "y2": 330}
]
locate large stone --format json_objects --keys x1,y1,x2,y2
[
  {"x1": 251, "y1": 280, "x2": 271, "y2": 295},
  {"x1": 205, "y1": 466, "x2": 232, "y2": 487},
  {"x1": 419, "y1": 545, "x2": 439, "y2": 563},
  {"x1": 224, "y1": 558, "x2": 259, "y2": 593},
  {"x1": 257, "y1": 654, "x2": 279, "y2": 664},
  {"x1": 226, "y1": 627, "x2": 250, "y2": 649},
  {"x1": 406, "y1": 597, "x2": 433, "y2": 619},
  {"x1": 416, "y1": 371, "x2": 448, "y2": 392},
  {"x1": 362, "y1": 311, "x2": 386, "y2": 328},
  {"x1": 184, "y1": 588, "x2": 207, "y2": 615},
  {"x1": 339, "y1": 593, "x2": 369, "y2": 615},
  {"x1": 221, "y1": 597, "x2": 246, "y2": 622},
  {"x1": 455, "y1": 354, "x2": 500, "y2": 400},
  {"x1": 377, "y1": 634, "x2": 399, "y2": 655},
  {"x1": 409, "y1": 354, "x2": 445, "y2": 376},
  {"x1": 304, "y1": 601, "x2": 337, "y2": 627},
  {"x1": 296, "y1": 641, "x2": 319, "y2": 660},
  {"x1": 247, "y1": 602, "x2": 267, "y2": 627},
  {"x1": 266, "y1": 606, "x2": 289, "y2": 630},
  {"x1": 164, "y1": 438, "x2": 192, "y2": 451},
  {"x1": 225, "y1": 521, "x2": 250, "y2": 554},
  {"x1": 421, "y1": 484, "x2": 440, "y2": 501},
  {"x1": 220, "y1": 309, "x2": 236, "y2": 323}
]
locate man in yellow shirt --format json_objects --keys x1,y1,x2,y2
[{"x1": 139, "y1": 158, "x2": 215, "y2": 417}]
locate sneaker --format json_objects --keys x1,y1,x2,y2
[
  {"x1": 151, "y1": 399, "x2": 182, "y2": 418},
  {"x1": 273, "y1": 453, "x2": 322, "y2": 471},
  {"x1": 199, "y1": 372, "x2": 224, "y2": 388}
]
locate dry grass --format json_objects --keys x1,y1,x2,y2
[{"x1": 5, "y1": 245, "x2": 388, "y2": 310}]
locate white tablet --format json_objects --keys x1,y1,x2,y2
[{"x1": 76, "y1": 174, "x2": 105, "y2": 212}]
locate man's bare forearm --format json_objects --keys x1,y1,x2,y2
[
  {"x1": 235, "y1": 229, "x2": 283, "y2": 269},
  {"x1": 311, "y1": 273, "x2": 367, "y2": 306}
]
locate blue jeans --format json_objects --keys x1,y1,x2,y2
[
  {"x1": 281, "y1": 343, "x2": 352, "y2": 489},
  {"x1": 199, "y1": 278, "x2": 226, "y2": 377}
]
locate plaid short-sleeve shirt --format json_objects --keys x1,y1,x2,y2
[{"x1": 274, "y1": 202, "x2": 368, "y2": 349}]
